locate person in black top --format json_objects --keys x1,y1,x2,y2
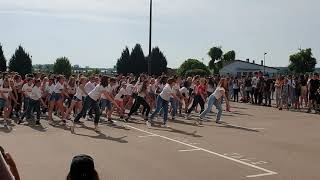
[
  {"x1": 244, "y1": 77, "x2": 252, "y2": 103},
  {"x1": 257, "y1": 76, "x2": 264, "y2": 105},
  {"x1": 300, "y1": 75, "x2": 308, "y2": 108},
  {"x1": 263, "y1": 75, "x2": 273, "y2": 107},
  {"x1": 308, "y1": 73, "x2": 320, "y2": 113}
]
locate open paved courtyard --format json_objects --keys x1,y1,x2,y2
[{"x1": 1, "y1": 102, "x2": 319, "y2": 180}]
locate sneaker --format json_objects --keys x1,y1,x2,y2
[
  {"x1": 185, "y1": 114, "x2": 191, "y2": 120},
  {"x1": 18, "y1": 120, "x2": 22, "y2": 124},
  {"x1": 62, "y1": 120, "x2": 67, "y2": 124},
  {"x1": 307, "y1": 109, "x2": 311, "y2": 113},
  {"x1": 172, "y1": 117, "x2": 176, "y2": 121},
  {"x1": 35, "y1": 121, "x2": 41, "y2": 125},
  {"x1": 107, "y1": 118, "x2": 114, "y2": 124},
  {"x1": 124, "y1": 116, "x2": 130, "y2": 122},
  {"x1": 161, "y1": 124, "x2": 170, "y2": 128},
  {"x1": 94, "y1": 126, "x2": 100, "y2": 132},
  {"x1": 70, "y1": 126, "x2": 75, "y2": 134},
  {"x1": 146, "y1": 121, "x2": 152, "y2": 128},
  {"x1": 216, "y1": 121, "x2": 222, "y2": 124},
  {"x1": 74, "y1": 121, "x2": 83, "y2": 124}
]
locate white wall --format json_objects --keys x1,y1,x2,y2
[{"x1": 219, "y1": 61, "x2": 279, "y2": 76}]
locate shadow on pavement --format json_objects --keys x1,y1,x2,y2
[
  {"x1": 217, "y1": 123, "x2": 259, "y2": 132},
  {"x1": 151, "y1": 124, "x2": 202, "y2": 138}
]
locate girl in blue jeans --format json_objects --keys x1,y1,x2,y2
[
  {"x1": 147, "y1": 78, "x2": 182, "y2": 128},
  {"x1": 73, "y1": 76, "x2": 120, "y2": 133},
  {"x1": 199, "y1": 78, "x2": 230, "y2": 124}
]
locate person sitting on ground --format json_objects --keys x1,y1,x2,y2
[{"x1": 67, "y1": 154, "x2": 99, "y2": 180}]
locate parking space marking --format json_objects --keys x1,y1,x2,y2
[
  {"x1": 138, "y1": 134, "x2": 158, "y2": 138},
  {"x1": 178, "y1": 148, "x2": 201, "y2": 152},
  {"x1": 122, "y1": 123, "x2": 278, "y2": 178}
]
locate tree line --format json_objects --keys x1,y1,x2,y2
[
  {"x1": 176, "y1": 46, "x2": 317, "y2": 77},
  {"x1": 1, "y1": 43, "x2": 317, "y2": 79},
  {"x1": 116, "y1": 44, "x2": 167, "y2": 76},
  {"x1": 0, "y1": 44, "x2": 72, "y2": 78}
]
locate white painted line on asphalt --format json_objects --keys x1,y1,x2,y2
[
  {"x1": 189, "y1": 143, "x2": 200, "y2": 145},
  {"x1": 123, "y1": 123, "x2": 278, "y2": 178},
  {"x1": 138, "y1": 134, "x2": 158, "y2": 138},
  {"x1": 179, "y1": 148, "x2": 201, "y2": 152},
  {"x1": 247, "y1": 172, "x2": 276, "y2": 178}
]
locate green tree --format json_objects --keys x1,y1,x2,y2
[
  {"x1": 222, "y1": 50, "x2": 236, "y2": 62},
  {"x1": 288, "y1": 48, "x2": 317, "y2": 74},
  {"x1": 9, "y1": 45, "x2": 32, "y2": 77},
  {"x1": 177, "y1": 59, "x2": 210, "y2": 77},
  {"x1": 130, "y1": 44, "x2": 147, "y2": 75},
  {"x1": 53, "y1": 57, "x2": 72, "y2": 77},
  {"x1": 148, "y1": 47, "x2": 167, "y2": 76},
  {"x1": 208, "y1": 46, "x2": 223, "y2": 72},
  {"x1": 116, "y1": 47, "x2": 130, "y2": 75},
  {"x1": 0, "y1": 44, "x2": 7, "y2": 72}
]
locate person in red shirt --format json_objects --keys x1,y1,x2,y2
[{"x1": 186, "y1": 78, "x2": 207, "y2": 123}]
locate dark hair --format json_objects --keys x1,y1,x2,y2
[
  {"x1": 100, "y1": 76, "x2": 109, "y2": 87},
  {"x1": 167, "y1": 78, "x2": 176, "y2": 85},
  {"x1": 34, "y1": 79, "x2": 41, "y2": 87},
  {"x1": 66, "y1": 155, "x2": 99, "y2": 180},
  {"x1": 140, "y1": 80, "x2": 149, "y2": 93}
]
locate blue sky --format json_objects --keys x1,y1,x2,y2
[{"x1": 0, "y1": 0, "x2": 319, "y2": 68}]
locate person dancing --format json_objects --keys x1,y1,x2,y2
[
  {"x1": 199, "y1": 78, "x2": 230, "y2": 125},
  {"x1": 147, "y1": 78, "x2": 182, "y2": 128},
  {"x1": 72, "y1": 76, "x2": 120, "y2": 133},
  {"x1": 125, "y1": 80, "x2": 150, "y2": 122}
]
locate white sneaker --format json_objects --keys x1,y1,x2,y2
[
  {"x1": 146, "y1": 121, "x2": 152, "y2": 128},
  {"x1": 70, "y1": 124, "x2": 75, "y2": 134},
  {"x1": 185, "y1": 114, "x2": 191, "y2": 119},
  {"x1": 94, "y1": 126, "x2": 100, "y2": 132},
  {"x1": 161, "y1": 124, "x2": 170, "y2": 128}
]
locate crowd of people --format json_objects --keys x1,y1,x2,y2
[
  {"x1": 228, "y1": 72, "x2": 320, "y2": 111},
  {"x1": 0, "y1": 71, "x2": 319, "y2": 133}
]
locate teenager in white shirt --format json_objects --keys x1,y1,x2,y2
[
  {"x1": 64, "y1": 77, "x2": 88, "y2": 120},
  {"x1": 21, "y1": 78, "x2": 33, "y2": 114},
  {"x1": 0, "y1": 78, "x2": 18, "y2": 127},
  {"x1": 73, "y1": 76, "x2": 120, "y2": 133},
  {"x1": 19, "y1": 80, "x2": 47, "y2": 125},
  {"x1": 48, "y1": 76, "x2": 69, "y2": 123},
  {"x1": 101, "y1": 78, "x2": 117, "y2": 123},
  {"x1": 199, "y1": 78, "x2": 230, "y2": 124},
  {"x1": 12, "y1": 75, "x2": 23, "y2": 117},
  {"x1": 114, "y1": 82, "x2": 127, "y2": 119},
  {"x1": 148, "y1": 78, "x2": 182, "y2": 128},
  {"x1": 125, "y1": 79, "x2": 151, "y2": 122}
]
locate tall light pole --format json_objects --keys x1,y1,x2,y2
[
  {"x1": 148, "y1": 0, "x2": 153, "y2": 75},
  {"x1": 263, "y1": 52, "x2": 267, "y2": 75}
]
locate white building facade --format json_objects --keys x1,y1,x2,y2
[{"x1": 219, "y1": 60, "x2": 279, "y2": 77}]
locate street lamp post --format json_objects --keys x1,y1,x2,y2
[
  {"x1": 148, "y1": 0, "x2": 153, "y2": 75},
  {"x1": 263, "y1": 52, "x2": 267, "y2": 75}
]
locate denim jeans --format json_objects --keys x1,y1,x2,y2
[
  {"x1": 74, "y1": 96, "x2": 100, "y2": 124},
  {"x1": 200, "y1": 95, "x2": 222, "y2": 122},
  {"x1": 23, "y1": 97, "x2": 30, "y2": 112},
  {"x1": 150, "y1": 96, "x2": 169, "y2": 124},
  {"x1": 160, "y1": 97, "x2": 177, "y2": 117},
  {"x1": 170, "y1": 97, "x2": 178, "y2": 117},
  {"x1": 22, "y1": 99, "x2": 41, "y2": 120}
]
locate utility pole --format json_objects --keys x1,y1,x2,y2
[
  {"x1": 263, "y1": 52, "x2": 267, "y2": 75},
  {"x1": 148, "y1": 0, "x2": 153, "y2": 75}
]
